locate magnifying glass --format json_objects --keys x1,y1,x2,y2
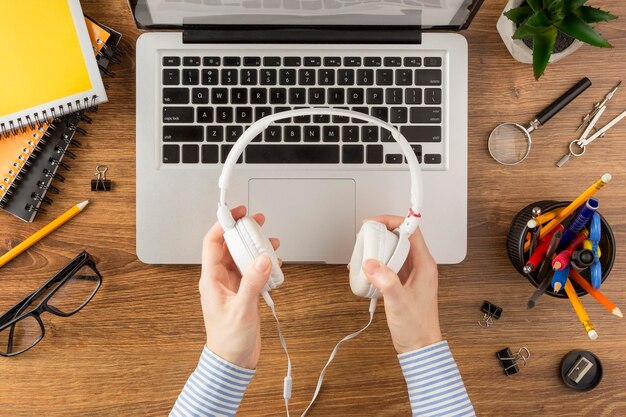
[{"x1": 488, "y1": 78, "x2": 592, "y2": 165}]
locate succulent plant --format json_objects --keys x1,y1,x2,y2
[{"x1": 505, "y1": 0, "x2": 617, "y2": 79}]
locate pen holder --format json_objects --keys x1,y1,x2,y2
[{"x1": 507, "y1": 201, "x2": 616, "y2": 298}]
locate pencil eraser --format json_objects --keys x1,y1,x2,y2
[
  {"x1": 601, "y1": 173, "x2": 612, "y2": 183},
  {"x1": 588, "y1": 330, "x2": 598, "y2": 341}
]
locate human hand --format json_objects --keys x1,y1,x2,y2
[
  {"x1": 199, "y1": 205, "x2": 280, "y2": 369},
  {"x1": 362, "y1": 216, "x2": 442, "y2": 354}
]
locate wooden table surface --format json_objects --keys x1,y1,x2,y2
[{"x1": 1, "y1": 1, "x2": 625, "y2": 416}]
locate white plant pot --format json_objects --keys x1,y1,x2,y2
[{"x1": 497, "y1": 0, "x2": 583, "y2": 65}]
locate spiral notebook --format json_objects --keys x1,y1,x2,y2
[{"x1": 0, "y1": 0, "x2": 107, "y2": 137}]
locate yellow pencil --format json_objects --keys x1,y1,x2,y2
[
  {"x1": 564, "y1": 279, "x2": 598, "y2": 340},
  {"x1": 524, "y1": 174, "x2": 611, "y2": 252},
  {"x1": 536, "y1": 210, "x2": 558, "y2": 225},
  {"x1": 0, "y1": 200, "x2": 90, "y2": 269}
]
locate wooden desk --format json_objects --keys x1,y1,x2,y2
[{"x1": 1, "y1": 1, "x2": 625, "y2": 415}]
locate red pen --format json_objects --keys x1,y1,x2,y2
[
  {"x1": 552, "y1": 229, "x2": 590, "y2": 271},
  {"x1": 523, "y1": 225, "x2": 565, "y2": 274}
]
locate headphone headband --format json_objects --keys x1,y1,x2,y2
[{"x1": 217, "y1": 108, "x2": 423, "y2": 234}]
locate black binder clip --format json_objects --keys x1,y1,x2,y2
[
  {"x1": 496, "y1": 347, "x2": 531, "y2": 376},
  {"x1": 91, "y1": 165, "x2": 112, "y2": 191},
  {"x1": 478, "y1": 300, "x2": 503, "y2": 328}
]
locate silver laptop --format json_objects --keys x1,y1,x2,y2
[{"x1": 133, "y1": 0, "x2": 481, "y2": 265}]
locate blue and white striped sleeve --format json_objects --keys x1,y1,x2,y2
[
  {"x1": 170, "y1": 346, "x2": 255, "y2": 417},
  {"x1": 398, "y1": 340, "x2": 475, "y2": 417}
]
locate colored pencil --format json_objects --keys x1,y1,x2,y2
[
  {"x1": 564, "y1": 279, "x2": 598, "y2": 340},
  {"x1": 569, "y1": 270, "x2": 623, "y2": 318}
]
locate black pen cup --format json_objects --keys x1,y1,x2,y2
[{"x1": 507, "y1": 201, "x2": 616, "y2": 298}]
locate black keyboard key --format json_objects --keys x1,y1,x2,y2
[
  {"x1": 250, "y1": 88, "x2": 267, "y2": 104},
  {"x1": 216, "y1": 107, "x2": 233, "y2": 123},
  {"x1": 361, "y1": 126, "x2": 378, "y2": 142},
  {"x1": 202, "y1": 145, "x2": 219, "y2": 163},
  {"x1": 247, "y1": 145, "x2": 339, "y2": 163},
  {"x1": 163, "y1": 56, "x2": 180, "y2": 66},
  {"x1": 344, "y1": 57, "x2": 361, "y2": 66},
  {"x1": 197, "y1": 107, "x2": 213, "y2": 123},
  {"x1": 308, "y1": 88, "x2": 325, "y2": 104},
  {"x1": 182, "y1": 69, "x2": 199, "y2": 85},
  {"x1": 264, "y1": 57, "x2": 281, "y2": 66},
  {"x1": 183, "y1": 56, "x2": 200, "y2": 66},
  {"x1": 274, "y1": 107, "x2": 291, "y2": 121},
  {"x1": 347, "y1": 88, "x2": 364, "y2": 104},
  {"x1": 415, "y1": 69, "x2": 442, "y2": 86},
  {"x1": 261, "y1": 69, "x2": 277, "y2": 85},
  {"x1": 203, "y1": 56, "x2": 220, "y2": 66},
  {"x1": 405, "y1": 88, "x2": 422, "y2": 105},
  {"x1": 163, "y1": 107, "x2": 194, "y2": 123},
  {"x1": 371, "y1": 107, "x2": 388, "y2": 123},
  {"x1": 376, "y1": 69, "x2": 393, "y2": 85},
  {"x1": 342, "y1": 126, "x2": 359, "y2": 142},
  {"x1": 364, "y1": 57, "x2": 381, "y2": 67},
  {"x1": 255, "y1": 106, "x2": 272, "y2": 121},
  {"x1": 386, "y1": 153, "x2": 403, "y2": 164},
  {"x1": 304, "y1": 126, "x2": 321, "y2": 142},
  {"x1": 328, "y1": 89, "x2": 345, "y2": 104},
  {"x1": 425, "y1": 154, "x2": 442, "y2": 164},
  {"x1": 383, "y1": 57, "x2": 402, "y2": 67},
  {"x1": 404, "y1": 57, "x2": 422, "y2": 67},
  {"x1": 182, "y1": 144, "x2": 199, "y2": 163},
  {"x1": 163, "y1": 126, "x2": 203, "y2": 142},
  {"x1": 270, "y1": 88, "x2": 287, "y2": 104},
  {"x1": 241, "y1": 69, "x2": 258, "y2": 85},
  {"x1": 304, "y1": 57, "x2": 321, "y2": 66},
  {"x1": 366, "y1": 88, "x2": 383, "y2": 104},
  {"x1": 244, "y1": 56, "x2": 261, "y2": 66},
  {"x1": 425, "y1": 88, "x2": 442, "y2": 104},
  {"x1": 411, "y1": 145, "x2": 423, "y2": 163},
  {"x1": 163, "y1": 144, "x2": 179, "y2": 163},
  {"x1": 265, "y1": 126, "x2": 282, "y2": 142},
  {"x1": 351, "y1": 107, "x2": 369, "y2": 118},
  {"x1": 366, "y1": 145, "x2": 383, "y2": 164},
  {"x1": 385, "y1": 88, "x2": 403, "y2": 104},
  {"x1": 410, "y1": 107, "x2": 442, "y2": 123},
  {"x1": 337, "y1": 69, "x2": 354, "y2": 85},
  {"x1": 342, "y1": 145, "x2": 363, "y2": 163},
  {"x1": 163, "y1": 88, "x2": 189, "y2": 104},
  {"x1": 424, "y1": 57, "x2": 442, "y2": 67},
  {"x1": 236, "y1": 107, "x2": 253, "y2": 123},
  {"x1": 318, "y1": 69, "x2": 335, "y2": 85},
  {"x1": 221, "y1": 69, "x2": 238, "y2": 85},
  {"x1": 163, "y1": 69, "x2": 180, "y2": 85},
  {"x1": 284, "y1": 57, "x2": 301, "y2": 66},
  {"x1": 390, "y1": 107, "x2": 408, "y2": 124},
  {"x1": 202, "y1": 69, "x2": 219, "y2": 85},
  {"x1": 400, "y1": 126, "x2": 442, "y2": 142},
  {"x1": 206, "y1": 126, "x2": 223, "y2": 142},
  {"x1": 324, "y1": 57, "x2": 341, "y2": 66},
  {"x1": 284, "y1": 126, "x2": 301, "y2": 142},
  {"x1": 289, "y1": 88, "x2": 306, "y2": 104},
  {"x1": 279, "y1": 69, "x2": 296, "y2": 85},
  {"x1": 323, "y1": 126, "x2": 340, "y2": 142},
  {"x1": 212, "y1": 88, "x2": 228, "y2": 104},
  {"x1": 221, "y1": 145, "x2": 242, "y2": 163},
  {"x1": 356, "y1": 69, "x2": 374, "y2": 85},
  {"x1": 231, "y1": 88, "x2": 248, "y2": 104},
  {"x1": 334, "y1": 108, "x2": 350, "y2": 123},
  {"x1": 299, "y1": 69, "x2": 316, "y2": 85},
  {"x1": 252, "y1": 132, "x2": 263, "y2": 143},
  {"x1": 226, "y1": 125, "x2": 244, "y2": 141},
  {"x1": 224, "y1": 57, "x2": 241, "y2": 66},
  {"x1": 314, "y1": 114, "x2": 330, "y2": 123},
  {"x1": 395, "y1": 69, "x2": 413, "y2": 86},
  {"x1": 192, "y1": 88, "x2": 209, "y2": 104}
]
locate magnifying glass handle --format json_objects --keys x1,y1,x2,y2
[{"x1": 535, "y1": 77, "x2": 592, "y2": 127}]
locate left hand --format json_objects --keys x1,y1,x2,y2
[{"x1": 199, "y1": 205, "x2": 280, "y2": 369}]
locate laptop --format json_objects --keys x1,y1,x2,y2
[{"x1": 133, "y1": 0, "x2": 482, "y2": 265}]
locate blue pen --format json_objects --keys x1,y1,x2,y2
[
  {"x1": 551, "y1": 264, "x2": 570, "y2": 293},
  {"x1": 589, "y1": 212, "x2": 602, "y2": 289},
  {"x1": 559, "y1": 198, "x2": 599, "y2": 250}
]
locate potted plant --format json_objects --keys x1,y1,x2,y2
[{"x1": 497, "y1": 0, "x2": 617, "y2": 79}]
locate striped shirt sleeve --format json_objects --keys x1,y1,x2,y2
[
  {"x1": 398, "y1": 340, "x2": 475, "y2": 417},
  {"x1": 170, "y1": 347, "x2": 255, "y2": 417}
]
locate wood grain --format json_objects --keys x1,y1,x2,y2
[{"x1": 1, "y1": 1, "x2": 625, "y2": 415}]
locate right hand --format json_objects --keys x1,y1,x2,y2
[{"x1": 362, "y1": 215, "x2": 442, "y2": 354}]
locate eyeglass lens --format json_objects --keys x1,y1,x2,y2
[
  {"x1": 48, "y1": 264, "x2": 100, "y2": 315},
  {"x1": 0, "y1": 315, "x2": 43, "y2": 356}
]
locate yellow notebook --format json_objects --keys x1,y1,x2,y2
[{"x1": 0, "y1": 0, "x2": 107, "y2": 137}]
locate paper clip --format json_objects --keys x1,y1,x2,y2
[
  {"x1": 496, "y1": 347, "x2": 531, "y2": 376},
  {"x1": 91, "y1": 165, "x2": 112, "y2": 191},
  {"x1": 478, "y1": 300, "x2": 503, "y2": 328}
]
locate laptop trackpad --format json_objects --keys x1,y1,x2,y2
[{"x1": 248, "y1": 179, "x2": 356, "y2": 263}]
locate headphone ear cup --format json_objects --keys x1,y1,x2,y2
[{"x1": 349, "y1": 221, "x2": 398, "y2": 298}]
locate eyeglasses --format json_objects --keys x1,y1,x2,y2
[{"x1": 0, "y1": 251, "x2": 102, "y2": 357}]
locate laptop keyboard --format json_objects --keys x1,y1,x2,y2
[{"x1": 160, "y1": 53, "x2": 445, "y2": 168}]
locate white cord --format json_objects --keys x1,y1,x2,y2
[{"x1": 301, "y1": 297, "x2": 378, "y2": 417}]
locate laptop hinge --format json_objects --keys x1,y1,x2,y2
[{"x1": 182, "y1": 25, "x2": 422, "y2": 44}]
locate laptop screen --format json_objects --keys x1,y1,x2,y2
[{"x1": 130, "y1": 0, "x2": 482, "y2": 30}]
